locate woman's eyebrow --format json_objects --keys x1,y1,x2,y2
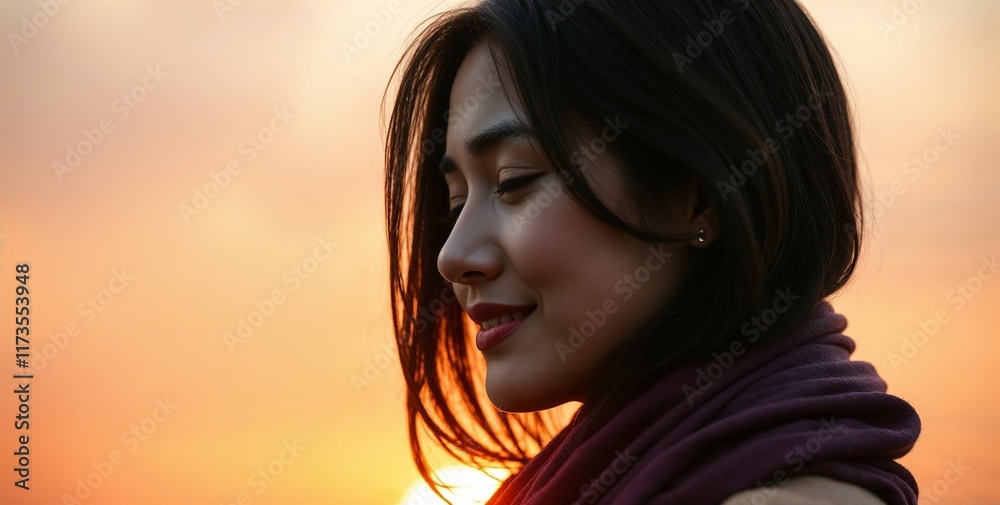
[{"x1": 438, "y1": 119, "x2": 536, "y2": 175}]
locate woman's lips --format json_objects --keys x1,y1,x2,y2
[{"x1": 475, "y1": 308, "x2": 534, "y2": 351}]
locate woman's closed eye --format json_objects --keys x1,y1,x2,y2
[
  {"x1": 494, "y1": 173, "x2": 543, "y2": 197},
  {"x1": 441, "y1": 173, "x2": 544, "y2": 225}
]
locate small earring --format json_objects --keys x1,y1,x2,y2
[{"x1": 697, "y1": 228, "x2": 708, "y2": 243}]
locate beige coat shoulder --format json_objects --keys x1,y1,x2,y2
[{"x1": 720, "y1": 475, "x2": 887, "y2": 505}]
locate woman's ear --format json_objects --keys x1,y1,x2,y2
[{"x1": 685, "y1": 181, "x2": 720, "y2": 247}]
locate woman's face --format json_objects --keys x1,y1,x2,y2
[{"x1": 437, "y1": 42, "x2": 697, "y2": 412}]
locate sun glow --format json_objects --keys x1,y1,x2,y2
[{"x1": 397, "y1": 465, "x2": 511, "y2": 505}]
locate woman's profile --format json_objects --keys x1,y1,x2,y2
[{"x1": 382, "y1": 1, "x2": 921, "y2": 503}]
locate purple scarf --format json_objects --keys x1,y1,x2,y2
[{"x1": 487, "y1": 301, "x2": 921, "y2": 504}]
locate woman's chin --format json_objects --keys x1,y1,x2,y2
[{"x1": 483, "y1": 366, "x2": 572, "y2": 413}]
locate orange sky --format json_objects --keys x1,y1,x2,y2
[{"x1": 0, "y1": 1, "x2": 997, "y2": 504}]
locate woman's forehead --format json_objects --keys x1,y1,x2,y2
[{"x1": 447, "y1": 42, "x2": 524, "y2": 137}]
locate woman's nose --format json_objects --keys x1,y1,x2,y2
[{"x1": 437, "y1": 209, "x2": 503, "y2": 286}]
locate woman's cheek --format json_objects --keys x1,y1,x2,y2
[{"x1": 502, "y1": 195, "x2": 599, "y2": 278}]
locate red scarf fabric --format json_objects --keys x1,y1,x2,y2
[{"x1": 487, "y1": 301, "x2": 921, "y2": 504}]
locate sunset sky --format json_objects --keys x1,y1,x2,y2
[{"x1": 0, "y1": 1, "x2": 998, "y2": 504}]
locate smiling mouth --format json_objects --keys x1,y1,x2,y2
[{"x1": 479, "y1": 308, "x2": 534, "y2": 330}]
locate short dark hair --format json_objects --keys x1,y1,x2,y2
[{"x1": 383, "y1": 0, "x2": 862, "y2": 497}]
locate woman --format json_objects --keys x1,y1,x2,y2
[{"x1": 383, "y1": 1, "x2": 921, "y2": 503}]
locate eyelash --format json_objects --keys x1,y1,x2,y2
[
  {"x1": 440, "y1": 174, "x2": 542, "y2": 225},
  {"x1": 494, "y1": 174, "x2": 541, "y2": 196}
]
